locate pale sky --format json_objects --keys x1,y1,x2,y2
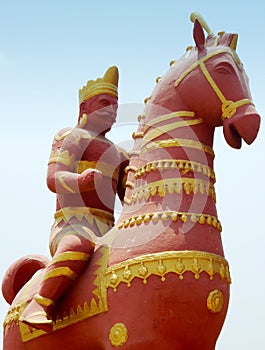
[{"x1": 1, "y1": 1, "x2": 264, "y2": 348}]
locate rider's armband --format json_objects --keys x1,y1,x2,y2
[{"x1": 48, "y1": 149, "x2": 75, "y2": 167}]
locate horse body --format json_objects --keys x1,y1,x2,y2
[{"x1": 2, "y1": 15, "x2": 260, "y2": 350}]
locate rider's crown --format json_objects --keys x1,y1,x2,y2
[{"x1": 79, "y1": 66, "x2": 119, "y2": 104}]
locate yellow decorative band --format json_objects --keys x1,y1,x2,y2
[
  {"x1": 79, "y1": 83, "x2": 118, "y2": 103},
  {"x1": 49, "y1": 226, "x2": 97, "y2": 256},
  {"x1": 125, "y1": 178, "x2": 216, "y2": 204},
  {"x1": 43, "y1": 267, "x2": 77, "y2": 281},
  {"x1": 79, "y1": 66, "x2": 118, "y2": 103},
  {"x1": 4, "y1": 303, "x2": 26, "y2": 327},
  {"x1": 34, "y1": 294, "x2": 54, "y2": 307},
  {"x1": 144, "y1": 111, "x2": 195, "y2": 130},
  {"x1": 54, "y1": 129, "x2": 73, "y2": 142},
  {"x1": 5, "y1": 246, "x2": 111, "y2": 339},
  {"x1": 54, "y1": 206, "x2": 114, "y2": 224},
  {"x1": 117, "y1": 210, "x2": 222, "y2": 231},
  {"x1": 76, "y1": 160, "x2": 119, "y2": 183},
  {"x1": 48, "y1": 149, "x2": 75, "y2": 167},
  {"x1": 48, "y1": 251, "x2": 90, "y2": 266},
  {"x1": 106, "y1": 250, "x2": 231, "y2": 291},
  {"x1": 134, "y1": 159, "x2": 215, "y2": 182},
  {"x1": 141, "y1": 138, "x2": 215, "y2": 157},
  {"x1": 143, "y1": 118, "x2": 203, "y2": 143}
]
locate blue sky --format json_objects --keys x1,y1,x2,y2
[{"x1": 1, "y1": 1, "x2": 264, "y2": 348}]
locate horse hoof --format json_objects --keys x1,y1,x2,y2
[{"x1": 19, "y1": 312, "x2": 53, "y2": 333}]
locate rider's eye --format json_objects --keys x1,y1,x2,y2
[
  {"x1": 214, "y1": 62, "x2": 234, "y2": 74},
  {"x1": 100, "y1": 99, "x2": 109, "y2": 106}
]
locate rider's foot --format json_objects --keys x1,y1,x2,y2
[{"x1": 19, "y1": 299, "x2": 53, "y2": 333}]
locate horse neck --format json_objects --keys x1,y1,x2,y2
[
  {"x1": 133, "y1": 104, "x2": 215, "y2": 168},
  {"x1": 123, "y1": 105, "x2": 217, "y2": 219}
]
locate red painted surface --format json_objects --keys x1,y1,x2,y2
[{"x1": 2, "y1": 17, "x2": 260, "y2": 350}]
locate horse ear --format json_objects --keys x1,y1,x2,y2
[{"x1": 193, "y1": 18, "x2": 205, "y2": 51}]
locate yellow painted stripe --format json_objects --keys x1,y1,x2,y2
[
  {"x1": 143, "y1": 118, "x2": 203, "y2": 143},
  {"x1": 144, "y1": 111, "x2": 195, "y2": 130},
  {"x1": 34, "y1": 294, "x2": 54, "y2": 307},
  {"x1": 49, "y1": 252, "x2": 90, "y2": 265},
  {"x1": 58, "y1": 175, "x2": 75, "y2": 193},
  {"x1": 43, "y1": 267, "x2": 77, "y2": 281}
]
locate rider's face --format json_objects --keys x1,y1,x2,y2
[
  {"x1": 89, "y1": 94, "x2": 118, "y2": 113},
  {"x1": 81, "y1": 94, "x2": 118, "y2": 133}
]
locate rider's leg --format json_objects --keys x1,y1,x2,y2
[{"x1": 19, "y1": 228, "x2": 95, "y2": 332}]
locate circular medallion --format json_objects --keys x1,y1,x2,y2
[
  {"x1": 109, "y1": 323, "x2": 128, "y2": 347},
  {"x1": 207, "y1": 289, "x2": 224, "y2": 313}
]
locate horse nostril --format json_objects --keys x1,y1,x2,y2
[
  {"x1": 223, "y1": 103, "x2": 261, "y2": 149},
  {"x1": 232, "y1": 113, "x2": 261, "y2": 145}
]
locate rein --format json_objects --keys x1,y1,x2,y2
[{"x1": 174, "y1": 48, "x2": 253, "y2": 121}]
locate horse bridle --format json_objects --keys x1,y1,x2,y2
[{"x1": 174, "y1": 48, "x2": 253, "y2": 121}]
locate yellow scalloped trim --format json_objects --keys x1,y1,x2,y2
[
  {"x1": 125, "y1": 178, "x2": 216, "y2": 204},
  {"x1": 106, "y1": 250, "x2": 231, "y2": 291},
  {"x1": 134, "y1": 159, "x2": 215, "y2": 182},
  {"x1": 117, "y1": 210, "x2": 222, "y2": 231}
]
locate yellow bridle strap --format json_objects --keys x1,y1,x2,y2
[
  {"x1": 200, "y1": 61, "x2": 253, "y2": 120},
  {"x1": 174, "y1": 49, "x2": 228, "y2": 87},
  {"x1": 174, "y1": 48, "x2": 253, "y2": 120},
  {"x1": 220, "y1": 98, "x2": 252, "y2": 120},
  {"x1": 174, "y1": 49, "x2": 238, "y2": 87},
  {"x1": 199, "y1": 61, "x2": 226, "y2": 104}
]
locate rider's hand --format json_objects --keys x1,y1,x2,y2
[{"x1": 78, "y1": 169, "x2": 103, "y2": 192}]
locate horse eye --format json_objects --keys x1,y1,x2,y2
[{"x1": 214, "y1": 62, "x2": 234, "y2": 74}]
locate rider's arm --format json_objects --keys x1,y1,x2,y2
[
  {"x1": 46, "y1": 128, "x2": 101, "y2": 194},
  {"x1": 117, "y1": 148, "x2": 129, "y2": 202}
]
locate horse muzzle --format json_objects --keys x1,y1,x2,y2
[{"x1": 223, "y1": 104, "x2": 260, "y2": 149}]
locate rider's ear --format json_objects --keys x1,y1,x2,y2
[
  {"x1": 79, "y1": 101, "x2": 87, "y2": 114},
  {"x1": 193, "y1": 18, "x2": 205, "y2": 51}
]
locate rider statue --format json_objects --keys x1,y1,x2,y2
[{"x1": 19, "y1": 66, "x2": 129, "y2": 332}]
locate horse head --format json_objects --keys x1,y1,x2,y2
[{"x1": 147, "y1": 13, "x2": 260, "y2": 149}]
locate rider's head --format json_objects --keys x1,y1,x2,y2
[{"x1": 78, "y1": 66, "x2": 119, "y2": 134}]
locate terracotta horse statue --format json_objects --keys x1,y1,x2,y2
[{"x1": 2, "y1": 13, "x2": 260, "y2": 350}]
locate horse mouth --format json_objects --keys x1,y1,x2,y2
[{"x1": 223, "y1": 104, "x2": 261, "y2": 149}]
